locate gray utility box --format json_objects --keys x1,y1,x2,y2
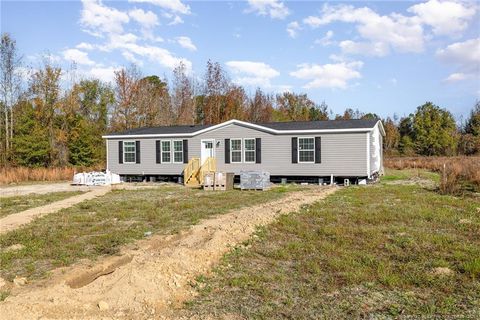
[{"x1": 240, "y1": 171, "x2": 271, "y2": 190}]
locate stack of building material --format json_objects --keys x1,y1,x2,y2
[
  {"x1": 72, "y1": 171, "x2": 121, "y2": 186},
  {"x1": 240, "y1": 171, "x2": 271, "y2": 190},
  {"x1": 213, "y1": 172, "x2": 234, "y2": 191},
  {"x1": 203, "y1": 172, "x2": 215, "y2": 191},
  {"x1": 203, "y1": 172, "x2": 234, "y2": 191}
]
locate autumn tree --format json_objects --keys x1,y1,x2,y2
[
  {"x1": 275, "y1": 92, "x2": 316, "y2": 121},
  {"x1": 202, "y1": 60, "x2": 229, "y2": 124},
  {"x1": 0, "y1": 33, "x2": 23, "y2": 165},
  {"x1": 67, "y1": 79, "x2": 114, "y2": 166},
  {"x1": 29, "y1": 58, "x2": 64, "y2": 165},
  {"x1": 111, "y1": 65, "x2": 141, "y2": 131},
  {"x1": 460, "y1": 101, "x2": 480, "y2": 155},
  {"x1": 309, "y1": 100, "x2": 330, "y2": 121},
  {"x1": 383, "y1": 117, "x2": 400, "y2": 155},
  {"x1": 412, "y1": 102, "x2": 458, "y2": 156},
  {"x1": 248, "y1": 88, "x2": 273, "y2": 123},
  {"x1": 171, "y1": 62, "x2": 194, "y2": 125}
]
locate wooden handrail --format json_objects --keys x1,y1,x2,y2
[
  {"x1": 184, "y1": 157, "x2": 216, "y2": 186},
  {"x1": 184, "y1": 157, "x2": 200, "y2": 184}
]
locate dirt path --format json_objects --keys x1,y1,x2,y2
[
  {"x1": 0, "y1": 187, "x2": 111, "y2": 235},
  {"x1": 0, "y1": 187, "x2": 337, "y2": 320},
  {"x1": 0, "y1": 182, "x2": 96, "y2": 198}
]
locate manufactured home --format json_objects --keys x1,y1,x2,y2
[{"x1": 102, "y1": 119, "x2": 385, "y2": 186}]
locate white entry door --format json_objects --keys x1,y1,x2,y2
[{"x1": 201, "y1": 140, "x2": 215, "y2": 164}]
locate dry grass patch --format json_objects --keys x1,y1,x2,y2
[
  {"x1": 385, "y1": 156, "x2": 480, "y2": 194},
  {"x1": 0, "y1": 166, "x2": 101, "y2": 185},
  {"x1": 186, "y1": 173, "x2": 480, "y2": 318}
]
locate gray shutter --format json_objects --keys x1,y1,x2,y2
[
  {"x1": 315, "y1": 137, "x2": 321, "y2": 163},
  {"x1": 135, "y1": 141, "x2": 140, "y2": 164},
  {"x1": 156, "y1": 140, "x2": 161, "y2": 164},
  {"x1": 292, "y1": 137, "x2": 298, "y2": 163},
  {"x1": 225, "y1": 139, "x2": 230, "y2": 164},
  {"x1": 118, "y1": 141, "x2": 123, "y2": 164},
  {"x1": 255, "y1": 138, "x2": 261, "y2": 164},
  {"x1": 183, "y1": 139, "x2": 188, "y2": 164}
]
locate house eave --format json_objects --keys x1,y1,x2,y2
[{"x1": 102, "y1": 119, "x2": 378, "y2": 139}]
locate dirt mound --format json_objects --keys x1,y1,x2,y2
[{"x1": 0, "y1": 187, "x2": 336, "y2": 319}]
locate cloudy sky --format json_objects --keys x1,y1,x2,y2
[{"x1": 2, "y1": 0, "x2": 479, "y2": 119}]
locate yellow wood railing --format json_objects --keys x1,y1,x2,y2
[
  {"x1": 184, "y1": 157, "x2": 200, "y2": 185},
  {"x1": 198, "y1": 157, "x2": 216, "y2": 185},
  {"x1": 183, "y1": 157, "x2": 216, "y2": 186}
]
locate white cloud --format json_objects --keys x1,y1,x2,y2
[
  {"x1": 63, "y1": 48, "x2": 95, "y2": 66},
  {"x1": 86, "y1": 66, "x2": 120, "y2": 83},
  {"x1": 314, "y1": 30, "x2": 334, "y2": 46},
  {"x1": 303, "y1": 4, "x2": 424, "y2": 55},
  {"x1": 408, "y1": 0, "x2": 476, "y2": 36},
  {"x1": 80, "y1": 0, "x2": 130, "y2": 36},
  {"x1": 122, "y1": 51, "x2": 144, "y2": 67},
  {"x1": 444, "y1": 72, "x2": 470, "y2": 82},
  {"x1": 247, "y1": 0, "x2": 290, "y2": 19},
  {"x1": 286, "y1": 21, "x2": 301, "y2": 38},
  {"x1": 226, "y1": 60, "x2": 280, "y2": 87},
  {"x1": 290, "y1": 61, "x2": 363, "y2": 89},
  {"x1": 168, "y1": 15, "x2": 184, "y2": 25},
  {"x1": 436, "y1": 38, "x2": 480, "y2": 82},
  {"x1": 176, "y1": 36, "x2": 197, "y2": 51},
  {"x1": 129, "y1": 8, "x2": 159, "y2": 29},
  {"x1": 128, "y1": 0, "x2": 190, "y2": 14},
  {"x1": 76, "y1": 42, "x2": 94, "y2": 50}
]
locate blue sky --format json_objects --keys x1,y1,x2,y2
[{"x1": 2, "y1": 0, "x2": 479, "y2": 120}]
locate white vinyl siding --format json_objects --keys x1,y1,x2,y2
[
  {"x1": 161, "y1": 140, "x2": 171, "y2": 163},
  {"x1": 298, "y1": 137, "x2": 314, "y2": 163},
  {"x1": 173, "y1": 140, "x2": 183, "y2": 163},
  {"x1": 231, "y1": 139, "x2": 242, "y2": 163},
  {"x1": 244, "y1": 138, "x2": 255, "y2": 163},
  {"x1": 123, "y1": 141, "x2": 136, "y2": 163}
]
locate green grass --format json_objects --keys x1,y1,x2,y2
[
  {"x1": 0, "y1": 185, "x2": 298, "y2": 281},
  {"x1": 0, "y1": 191, "x2": 84, "y2": 219},
  {"x1": 186, "y1": 174, "x2": 480, "y2": 318}
]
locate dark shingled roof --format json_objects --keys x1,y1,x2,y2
[
  {"x1": 106, "y1": 119, "x2": 379, "y2": 136},
  {"x1": 258, "y1": 119, "x2": 379, "y2": 131}
]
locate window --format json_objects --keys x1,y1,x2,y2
[
  {"x1": 123, "y1": 141, "x2": 136, "y2": 163},
  {"x1": 173, "y1": 140, "x2": 183, "y2": 163},
  {"x1": 244, "y1": 138, "x2": 255, "y2": 163},
  {"x1": 298, "y1": 137, "x2": 314, "y2": 163},
  {"x1": 231, "y1": 139, "x2": 242, "y2": 163},
  {"x1": 161, "y1": 140, "x2": 171, "y2": 163}
]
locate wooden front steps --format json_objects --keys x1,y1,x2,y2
[{"x1": 183, "y1": 157, "x2": 216, "y2": 188}]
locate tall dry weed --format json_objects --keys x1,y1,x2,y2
[
  {"x1": 0, "y1": 166, "x2": 103, "y2": 185},
  {"x1": 385, "y1": 156, "x2": 480, "y2": 194}
]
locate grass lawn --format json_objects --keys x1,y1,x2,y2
[
  {"x1": 186, "y1": 171, "x2": 480, "y2": 319},
  {"x1": 0, "y1": 185, "x2": 296, "y2": 281},
  {"x1": 0, "y1": 191, "x2": 84, "y2": 219}
]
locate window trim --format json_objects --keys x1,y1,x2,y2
[
  {"x1": 123, "y1": 140, "x2": 136, "y2": 164},
  {"x1": 243, "y1": 138, "x2": 256, "y2": 164},
  {"x1": 230, "y1": 138, "x2": 242, "y2": 163},
  {"x1": 298, "y1": 137, "x2": 315, "y2": 164},
  {"x1": 172, "y1": 139, "x2": 184, "y2": 164},
  {"x1": 161, "y1": 140, "x2": 172, "y2": 164}
]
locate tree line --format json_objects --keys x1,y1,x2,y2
[{"x1": 0, "y1": 33, "x2": 479, "y2": 168}]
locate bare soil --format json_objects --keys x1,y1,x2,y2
[{"x1": 0, "y1": 187, "x2": 336, "y2": 319}]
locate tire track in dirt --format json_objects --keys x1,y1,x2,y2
[{"x1": 0, "y1": 187, "x2": 337, "y2": 319}]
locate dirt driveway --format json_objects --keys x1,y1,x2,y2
[
  {"x1": 0, "y1": 183, "x2": 94, "y2": 198},
  {"x1": 0, "y1": 186, "x2": 336, "y2": 319}
]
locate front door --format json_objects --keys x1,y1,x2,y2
[{"x1": 201, "y1": 140, "x2": 215, "y2": 164}]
